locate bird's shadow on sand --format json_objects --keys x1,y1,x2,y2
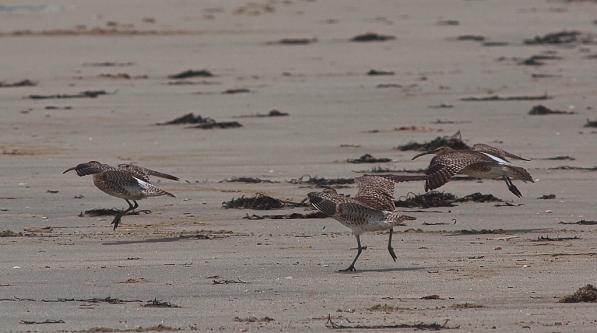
[{"x1": 338, "y1": 266, "x2": 426, "y2": 274}]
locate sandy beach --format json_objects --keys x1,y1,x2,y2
[{"x1": 1, "y1": 0, "x2": 597, "y2": 331}]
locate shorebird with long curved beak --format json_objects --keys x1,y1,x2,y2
[
  {"x1": 385, "y1": 144, "x2": 533, "y2": 197},
  {"x1": 63, "y1": 161, "x2": 177, "y2": 229},
  {"x1": 308, "y1": 176, "x2": 415, "y2": 272}
]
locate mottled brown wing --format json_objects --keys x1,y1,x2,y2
[
  {"x1": 354, "y1": 176, "x2": 395, "y2": 211},
  {"x1": 94, "y1": 170, "x2": 141, "y2": 197},
  {"x1": 472, "y1": 144, "x2": 530, "y2": 161},
  {"x1": 118, "y1": 164, "x2": 179, "y2": 182},
  {"x1": 425, "y1": 152, "x2": 493, "y2": 191}
]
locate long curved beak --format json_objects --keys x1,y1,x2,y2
[
  {"x1": 63, "y1": 166, "x2": 77, "y2": 174},
  {"x1": 412, "y1": 151, "x2": 433, "y2": 160}
]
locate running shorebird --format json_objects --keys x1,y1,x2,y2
[
  {"x1": 63, "y1": 161, "x2": 177, "y2": 229},
  {"x1": 308, "y1": 176, "x2": 415, "y2": 272},
  {"x1": 385, "y1": 144, "x2": 533, "y2": 197}
]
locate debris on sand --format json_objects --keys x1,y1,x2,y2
[
  {"x1": 143, "y1": 298, "x2": 181, "y2": 308},
  {"x1": 367, "y1": 304, "x2": 402, "y2": 313},
  {"x1": 190, "y1": 121, "x2": 242, "y2": 129},
  {"x1": 438, "y1": 19, "x2": 459, "y2": 26},
  {"x1": 78, "y1": 209, "x2": 121, "y2": 217},
  {"x1": 449, "y1": 303, "x2": 484, "y2": 309},
  {"x1": 0, "y1": 230, "x2": 23, "y2": 237},
  {"x1": 421, "y1": 295, "x2": 442, "y2": 300},
  {"x1": 540, "y1": 156, "x2": 575, "y2": 161},
  {"x1": 0, "y1": 79, "x2": 37, "y2": 88},
  {"x1": 268, "y1": 37, "x2": 316, "y2": 45},
  {"x1": 350, "y1": 32, "x2": 395, "y2": 42},
  {"x1": 234, "y1": 109, "x2": 288, "y2": 118},
  {"x1": 20, "y1": 319, "x2": 65, "y2": 325},
  {"x1": 156, "y1": 113, "x2": 213, "y2": 125},
  {"x1": 455, "y1": 193, "x2": 504, "y2": 203},
  {"x1": 222, "y1": 194, "x2": 304, "y2": 210},
  {"x1": 559, "y1": 220, "x2": 597, "y2": 225},
  {"x1": 213, "y1": 278, "x2": 248, "y2": 285},
  {"x1": 395, "y1": 131, "x2": 469, "y2": 151},
  {"x1": 367, "y1": 69, "x2": 394, "y2": 76},
  {"x1": 519, "y1": 55, "x2": 562, "y2": 66},
  {"x1": 219, "y1": 177, "x2": 278, "y2": 183},
  {"x1": 528, "y1": 105, "x2": 574, "y2": 115},
  {"x1": 395, "y1": 192, "x2": 458, "y2": 208},
  {"x1": 222, "y1": 88, "x2": 251, "y2": 94},
  {"x1": 84, "y1": 61, "x2": 134, "y2": 67},
  {"x1": 28, "y1": 90, "x2": 115, "y2": 99},
  {"x1": 456, "y1": 34, "x2": 485, "y2": 41},
  {"x1": 289, "y1": 175, "x2": 354, "y2": 187},
  {"x1": 533, "y1": 235, "x2": 580, "y2": 242},
  {"x1": 537, "y1": 194, "x2": 556, "y2": 199},
  {"x1": 549, "y1": 165, "x2": 597, "y2": 171},
  {"x1": 524, "y1": 31, "x2": 592, "y2": 45},
  {"x1": 559, "y1": 284, "x2": 597, "y2": 303},
  {"x1": 325, "y1": 314, "x2": 456, "y2": 330},
  {"x1": 347, "y1": 154, "x2": 391, "y2": 164},
  {"x1": 168, "y1": 69, "x2": 213, "y2": 79},
  {"x1": 585, "y1": 119, "x2": 597, "y2": 128},
  {"x1": 461, "y1": 93, "x2": 551, "y2": 102},
  {"x1": 429, "y1": 104, "x2": 454, "y2": 109},
  {"x1": 243, "y1": 211, "x2": 326, "y2": 220},
  {"x1": 99, "y1": 73, "x2": 148, "y2": 79},
  {"x1": 234, "y1": 316, "x2": 275, "y2": 323},
  {"x1": 45, "y1": 106, "x2": 72, "y2": 110},
  {"x1": 366, "y1": 126, "x2": 442, "y2": 133},
  {"x1": 355, "y1": 167, "x2": 427, "y2": 174}
]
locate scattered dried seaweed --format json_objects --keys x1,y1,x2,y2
[
  {"x1": 395, "y1": 192, "x2": 458, "y2": 208},
  {"x1": 367, "y1": 126, "x2": 441, "y2": 133},
  {"x1": 234, "y1": 316, "x2": 274, "y2": 323},
  {"x1": 350, "y1": 33, "x2": 395, "y2": 42},
  {"x1": 269, "y1": 38, "x2": 316, "y2": 45},
  {"x1": 449, "y1": 303, "x2": 483, "y2": 309},
  {"x1": 524, "y1": 31, "x2": 592, "y2": 45},
  {"x1": 28, "y1": 90, "x2": 115, "y2": 99},
  {"x1": 213, "y1": 278, "x2": 248, "y2": 285},
  {"x1": 421, "y1": 295, "x2": 441, "y2": 300},
  {"x1": 533, "y1": 235, "x2": 580, "y2": 242},
  {"x1": 79, "y1": 209, "x2": 148, "y2": 217},
  {"x1": 289, "y1": 175, "x2": 354, "y2": 187},
  {"x1": 73, "y1": 324, "x2": 183, "y2": 332},
  {"x1": 519, "y1": 55, "x2": 562, "y2": 66},
  {"x1": 461, "y1": 94, "x2": 551, "y2": 102},
  {"x1": 243, "y1": 211, "x2": 326, "y2": 220},
  {"x1": 0, "y1": 230, "x2": 23, "y2": 237},
  {"x1": 0, "y1": 79, "x2": 37, "y2": 88},
  {"x1": 367, "y1": 304, "x2": 401, "y2": 313},
  {"x1": 40, "y1": 296, "x2": 142, "y2": 304},
  {"x1": 559, "y1": 284, "x2": 597, "y2": 303},
  {"x1": 222, "y1": 194, "x2": 303, "y2": 210},
  {"x1": 219, "y1": 177, "x2": 277, "y2": 183},
  {"x1": 367, "y1": 69, "x2": 394, "y2": 76},
  {"x1": 168, "y1": 69, "x2": 213, "y2": 79},
  {"x1": 45, "y1": 106, "x2": 72, "y2": 110},
  {"x1": 537, "y1": 194, "x2": 556, "y2": 199},
  {"x1": 143, "y1": 298, "x2": 181, "y2": 308},
  {"x1": 559, "y1": 220, "x2": 597, "y2": 225},
  {"x1": 325, "y1": 314, "x2": 456, "y2": 330},
  {"x1": 99, "y1": 73, "x2": 147, "y2": 79},
  {"x1": 347, "y1": 154, "x2": 391, "y2": 164},
  {"x1": 234, "y1": 109, "x2": 288, "y2": 118},
  {"x1": 0, "y1": 27, "x2": 196, "y2": 37},
  {"x1": 455, "y1": 193, "x2": 503, "y2": 203},
  {"x1": 355, "y1": 167, "x2": 427, "y2": 174},
  {"x1": 189, "y1": 121, "x2": 242, "y2": 129},
  {"x1": 222, "y1": 88, "x2": 251, "y2": 94},
  {"x1": 456, "y1": 35, "x2": 485, "y2": 41},
  {"x1": 529, "y1": 105, "x2": 574, "y2": 115},
  {"x1": 549, "y1": 166, "x2": 597, "y2": 171},
  {"x1": 83, "y1": 62, "x2": 134, "y2": 67},
  {"x1": 20, "y1": 319, "x2": 65, "y2": 324},
  {"x1": 585, "y1": 119, "x2": 597, "y2": 128},
  {"x1": 156, "y1": 113, "x2": 213, "y2": 125},
  {"x1": 395, "y1": 131, "x2": 469, "y2": 151},
  {"x1": 540, "y1": 156, "x2": 575, "y2": 161}
]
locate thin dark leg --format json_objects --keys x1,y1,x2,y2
[
  {"x1": 111, "y1": 200, "x2": 135, "y2": 230},
  {"x1": 339, "y1": 234, "x2": 364, "y2": 272},
  {"x1": 388, "y1": 228, "x2": 397, "y2": 262},
  {"x1": 504, "y1": 176, "x2": 522, "y2": 198}
]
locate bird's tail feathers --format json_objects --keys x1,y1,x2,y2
[{"x1": 385, "y1": 211, "x2": 416, "y2": 226}]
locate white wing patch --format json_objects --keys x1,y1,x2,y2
[{"x1": 480, "y1": 152, "x2": 510, "y2": 165}]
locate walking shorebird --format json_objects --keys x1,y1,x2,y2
[
  {"x1": 383, "y1": 144, "x2": 533, "y2": 197},
  {"x1": 63, "y1": 161, "x2": 177, "y2": 229},
  {"x1": 308, "y1": 176, "x2": 415, "y2": 272}
]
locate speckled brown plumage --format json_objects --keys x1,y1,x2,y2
[
  {"x1": 307, "y1": 176, "x2": 415, "y2": 271},
  {"x1": 472, "y1": 143, "x2": 530, "y2": 161}
]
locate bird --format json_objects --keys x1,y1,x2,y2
[
  {"x1": 63, "y1": 161, "x2": 177, "y2": 229},
  {"x1": 382, "y1": 144, "x2": 533, "y2": 197},
  {"x1": 307, "y1": 176, "x2": 415, "y2": 272}
]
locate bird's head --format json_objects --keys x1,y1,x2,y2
[{"x1": 63, "y1": 161, "x2": 106, "y2": 176}]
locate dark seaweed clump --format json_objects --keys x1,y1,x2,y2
[
  {"x1": 222, "y1": 194, "x2": 304, "y2": 210},
  {"x1": 156, "y1": 113, "x2": 213, "y2": 125},
  {"x1": 395, "y1": 192, "x2": 458, "y2": 208},
  {"x1": 168, "y1": 69, "x2": 214, "y2": 79},
  {"x1": 455, "y1": 193, "x2": 503, "y2": 203},
  {"x1": 395, "y1": 131, "x2": 470, "y2": 151},
  {"x1": 347, "y1": 154, "x2": 391, "y2": 164},
  {"x1": 528, "y1": 105, "x2": 574, "y2": 115},
  {"x1": 559, "y1": 284, "x2": 597, "y2": 303},
  {"x1": 350, "y1": 33, "x2": 395, "y2": 42},
  {"x1": 524, "y1": 31, "x2": 584, "y2": 45},
  {"x1": 289, "y1": 175, "x2": 354, "y2": 187},
  {"x1": 585, "y1": 119, "x2": 597, "y2": 128}
]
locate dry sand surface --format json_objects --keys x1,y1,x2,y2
[{"x1": 1, "y1": 0, "x2": 597, "y2": 332}]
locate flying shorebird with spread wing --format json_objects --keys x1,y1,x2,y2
[
  {"x1": 383, "y1": 144, "x2": 534, "y2": 197},
  {"x1": 63, "y1": 161, "x2": 177, "y2": 229},
  {"x1": 307, "y1": 176, "x2": 415, "y2": 272}
]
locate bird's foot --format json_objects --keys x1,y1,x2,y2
[
  {"x1": 388, "y1": 246, "x2": 397, "y2": 262},
  {"x1": 111, "y1": 214, "x2": 123, "y2": 230},
  {"x1": 338, "y1": 266, "x2": 357, "y2": 272},
  {"x1": 508, "y1": 184, "x2": 523, "y2": 198}
]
